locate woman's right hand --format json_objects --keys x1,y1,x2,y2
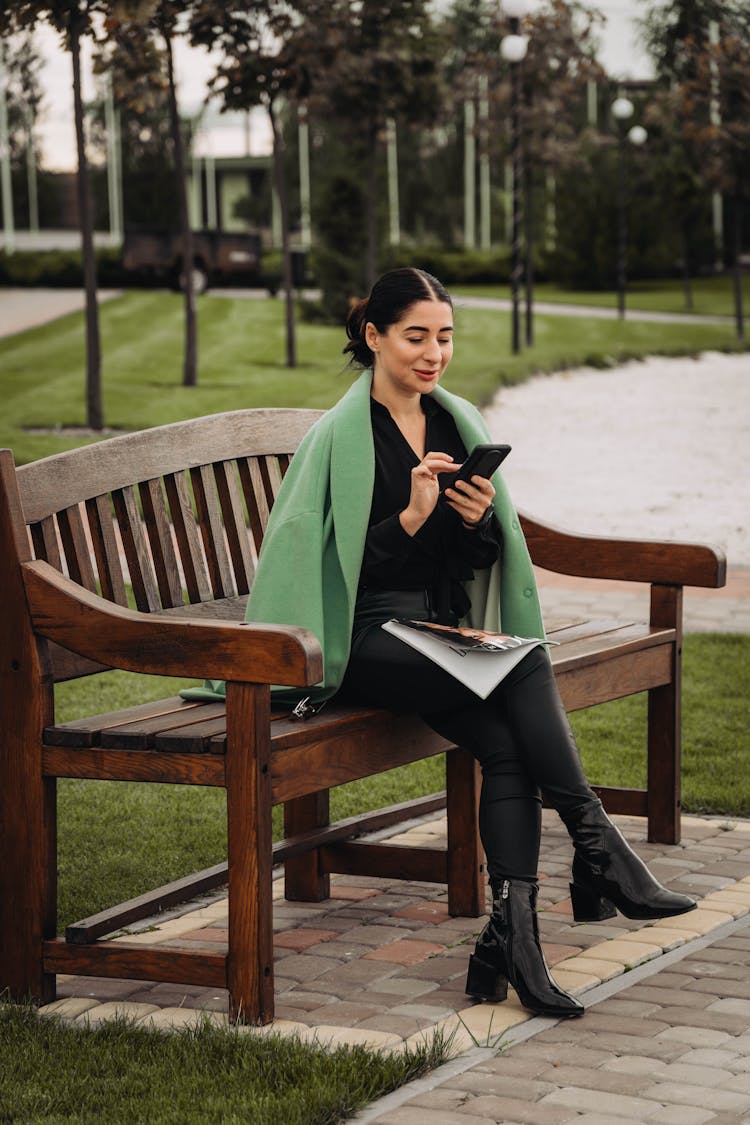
[{"x1": 399, "y1": 453, "x2": 457, "y2": 536}]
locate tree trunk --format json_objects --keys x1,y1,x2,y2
[
  {"x1": 269, "y1": 100, "x2": 296, "y2": 368},
  {"x1": 164, "y1": 31, "x2": 197, "y2": 388},
  {"x1": 366, "y1": 122, "x2": 378, "y2": 290},
  {"x1": 680, "y1": 220, "x2": 694, "y2": 311},
  {"x1": 524, "y1": 153, "x2": 534, "y2": 348},
  {"x1": 70, "y1": 18, "x2": 102, "y2": 431},
  {"x1": 732, "y1": 185, "x2": 745, "y2": 344}
]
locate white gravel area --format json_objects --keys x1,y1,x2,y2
[
  {"x1": 0, "y1": 288, "x2": 122, "y2": 338},
  {"x1": 482, "y1": 351, "x2": 750, "y2": 567}
]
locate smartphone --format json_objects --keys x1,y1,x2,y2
[{"x1": 442, "y1": 443, "x2": 511, "y2": 492}]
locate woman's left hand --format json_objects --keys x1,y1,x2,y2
[{"x1": 444, "y1": 475, "x2": 495, "y2": 528}]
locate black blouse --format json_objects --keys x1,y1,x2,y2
[{"x1": 359, "y1": 395, "x2": 501, "y2": 620}]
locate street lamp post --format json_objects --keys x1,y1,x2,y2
[
  {"x1": 611, "y1": 97, "x2": 647, "y2": 319},
  {"x1": 501, "y1": 0, "x2": 530, "y2": 355}
]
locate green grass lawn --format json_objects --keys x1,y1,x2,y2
[
  {"x1": 0, "y1": 289, "x2": 742, "y2": 465},
  {"x1": 0, "y1": 1004, "x2": 450, "y2": 1125},
  {"x1": 452, "y1": 273, "x2": 745, "y2": 318}
]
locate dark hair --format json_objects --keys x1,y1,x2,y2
[{"x1": 343, "y1": 267, "x2": 453, "y2": 368}]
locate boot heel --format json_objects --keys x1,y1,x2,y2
[
  {"x1": 570, "y1": 881, "x2": 617, "y2": 922},
  {"x1": 465, "y1": 953, "x2": 509, "y2": 1002}
]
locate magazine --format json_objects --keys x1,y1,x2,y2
[{"x1": 381, "y1": 618, "x2": 554, "y2": 699}]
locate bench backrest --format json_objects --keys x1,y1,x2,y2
[{"x1": 14, "y1": 408, "x2": 324, "y2": 682}]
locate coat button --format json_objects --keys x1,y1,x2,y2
[
  {"x1": 511, "y1": 519, "x2": 519, "y2": 530},
  {"x1": 523, "y1": 587, "x2": 533, "y2": 598}
]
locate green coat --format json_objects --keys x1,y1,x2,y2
[{"x1": 189, "y1": 370, "x2": 544, "y2": 702}]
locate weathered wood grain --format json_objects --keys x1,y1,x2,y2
[
  {"x1": 43, "y1": 939, "x2": 227, "y2": 988},
  {"x1": 22, "y1": 560, "x2": 322, "y2": 685},
  {"x1": 16, "y1": 408, "x2": 324, "y2": 520}
]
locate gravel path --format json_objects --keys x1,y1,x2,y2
[
  {"x1": 483, "y1": 350, "x2": 750, "y2": 567},
  {"x1": 0, "y1": 288, "x2": 122, "y2": 338}
]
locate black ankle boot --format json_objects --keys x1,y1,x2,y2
[
  {"x1": 465, "y1": 878, "x2": 584, "y2": 1018},
  {"x1": 565, "y1": 801, "x2": 697, "y2": 922}
]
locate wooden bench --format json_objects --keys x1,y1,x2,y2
[{"x1": 0, "y1": 408, "x2": 726, "y2": 1024}]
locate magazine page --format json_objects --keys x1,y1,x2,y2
[
  {"x1": 382, "y1": 619, "x2": 545, "y2": 699},
  {"x1": 393, "y1": 620, "x2": 547, "y2": 653}
]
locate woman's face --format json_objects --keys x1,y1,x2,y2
[{"x1": 366, "y1": 299, "x2": 454, "y2": 399}]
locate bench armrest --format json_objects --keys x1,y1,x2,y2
[
  {"x1": 22, "y1": 560, "x2": 323, "y2": 687},
  {"x1": 519, "y1": 511, "x2": 727, "y2": 588}
]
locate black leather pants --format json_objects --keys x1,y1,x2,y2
[{"x1": 339, "y1": 591, "x2": 597, "y2": 881}]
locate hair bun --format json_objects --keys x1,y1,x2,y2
[{"x1": 343, "y1": 296, "x2": 372, "y2": 366}]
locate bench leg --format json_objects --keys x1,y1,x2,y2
[
  {"x1": 647, "y1": 585, "x2": 683, "y2": 845},
  {"x1": 225, "y1": 682, "x2": 274, "y2": 1024},
  {"x1": 0, "y1": 452, "x2": 56, "y2": 1006},
  {"x1": 283, "y1": 792, "x2": 331, "y2": 902},
  {"x1": 446, "y1": 748, "x2": 484, "y2": 916}
]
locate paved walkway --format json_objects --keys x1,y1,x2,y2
[{"x1": 455, "y1": 293, "x2": 735, "y2": 325}]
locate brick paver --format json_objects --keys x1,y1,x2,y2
[{"x1": 364, "y1": 917, "x2": 750, "y2": 1124}]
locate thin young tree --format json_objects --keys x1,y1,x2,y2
[
  {"x1": 319, "y1": 0, "x2": 444, "y2": 289},
  {"x1": 11, "y1": 1, "x2": 106, "y2": 429}
]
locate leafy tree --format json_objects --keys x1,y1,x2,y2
[
  {"x1": 0, "y1": 28, "x2": 44, "y2": 230},
  {"x1": 2, "y1": 31, "x2": 43, "y2": 163},
  {"x1": 310, "y1": 0, "x2": 445, "y2": 300},
  {"x1": 640, "y1": 0, "x2": 728, "y2": 81},
  {"x1": 95, "y1": 38, "x2": 178, "y2": 230},
  {"x1": 190, "y1": 2, "x2": 334, "y2": 368},
  {"x1": 643, "y1": 87, "x2": 710, "y2": 310},
  {"x1": 8, "y1": 0, "x2": 106, "y2": 429}
]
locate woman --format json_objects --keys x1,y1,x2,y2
[{"x1": 243, "y1": 267, "x2": 696, "y2": 1019}]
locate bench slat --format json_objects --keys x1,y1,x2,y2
[
  {"x1": 57, "y1": 503, "x2": 98, "y2": 592},
  {"x1": 100, "y1": 701, "x2": 229, "y2": 751},
  {"x1": 112, "y1": 485, "x2": 161, "y2": 611},
  {"x1": 164, "y1": 470, "x2": 212, "y2": 604},
  {"x1": 30, "y1": 515, "x2": 62, "y2": 570},
  {"x1": 213, "y1": 461, "x2": 255, "y2": 595},
  {"x1": 259, "y1": 455, "x2": 283, "y2": 509},
  {"x1": 155, "y1": 714, "x2": 234, "y2": 754},
  {"x1": 191, "y1": 463, "x2": 236, "y2": 600},
  {"x1": 85, "y1": 494, "x2": 128, "y2": 606},
  {"x1": 237, "y1": 457, "x2": 270, "y2": 553},
  {"x1": 546, "y1": 617, "x2": 639, "y2": 642},
  {"x1": 44, "y1": 696, "x2": 200, "y2": 747},
  {"x1": 553, "y1": 623, "x2": 675, "y2": 672},
  {"x1": 140, "y1": 477, "x2": 183, "y2": 608}
]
